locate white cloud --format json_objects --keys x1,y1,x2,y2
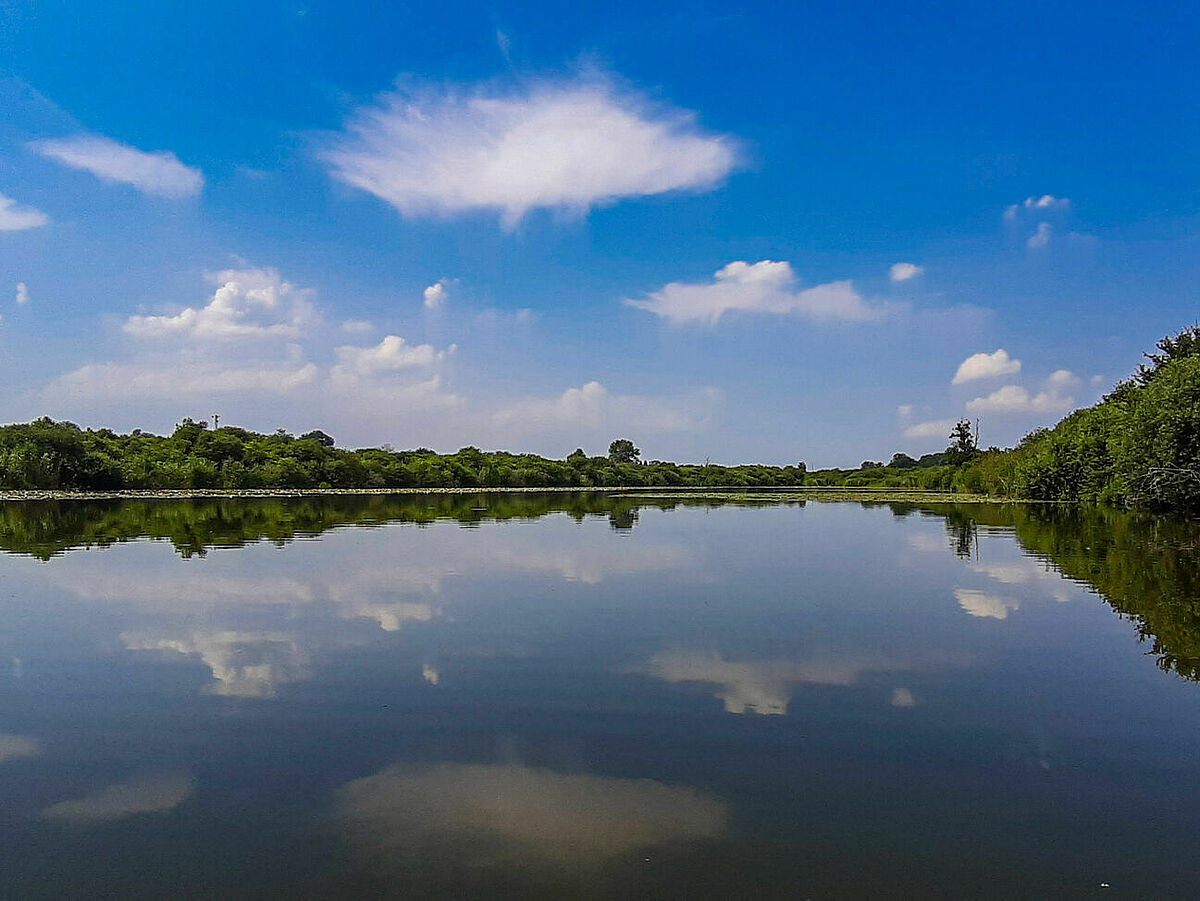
[
  {"x1": 889, "y1": 262, "x2": 923, "y2": 282},
  {"x1": 40, "y1": 772, "x2": 194, "y2": 823},
  {"x1": 952, "y1": 348, "x2": 1022, "y2": 385},
  {"x1": 1027, "y1": 222, "x2": 1053, "y2": 248},
  {"x1": 340, "y1": 319, "x2": 374, "y2": 334},
  {"x1": 15, "y1": 282, "x2": 29, "y2": 305},
  {"x1": 32, "y1": 135, "x2": 203, "y2": 198},
  {"x1": 492, "y1": 380, "x2": 718, "y2": 435},
  {"x1": 324, "y1": 74, "x2": 737, "y2": 228},
  {"x1": 954, "y1": 588, "x2": 1019, "y2": 620},
  {"x1": 0, "y1": 193, "x2": 49, "y2": 231},
  {"x1": 1044, "y1": 369, "x2": 1081, "y2": 392},
  {"x1": 333, "y1": 335, "x2": 447, "y2": 378},
  {"x1": 965, "y1": 377, "x2": 1075, "y2": 415},
  {"x1": 1024, "y1": 194, "x2": 1069, "y2": 212},
  {"x1": 124, "y1": 267, "x2": 316, "y2": 341},
  {"x1": 423, "y1": 280, "x2": 449, "y2": 309},
  {"x1": 896, "y1": 404, "x2": 913, "y2": 423},
  {"x1": 0, "y1": 733, "x2": 39, "y2": 765},
  {"x1": 626, "y1": 260, "x2": 879, "y2": 325},
  {"x1": 903, "y1": 418, "x2": 957, "y2": 440},
  {"x1": 1005, "y1": 195, "x2": 1070, "y2": 220}
]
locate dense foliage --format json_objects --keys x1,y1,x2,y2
[
  {"x1": 950, "y1": 326, "x2": 1200, "y2": 510},
  {"x1": 906, "y1": 502, "x2": 1200, "y2": 680},
  {"x1": 0, "y1": 418, "x2": 807, "y2": 491},
  {"x1": 808, "y1": 325, "x2": 1200, "y2": 511}
]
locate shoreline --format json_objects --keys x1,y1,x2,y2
[{"x1": 0, "y1": 486, "x2": 1009, "y2": 503}]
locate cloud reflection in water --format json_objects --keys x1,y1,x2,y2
[{"x1": 338, "y1": 762, "x2": 726, "y2": 869}]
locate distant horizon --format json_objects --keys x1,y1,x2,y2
[{"x1": 0, "y1": 409, "x2": 1022, "y2": 472}]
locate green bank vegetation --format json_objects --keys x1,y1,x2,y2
[
  {"x1": 0, "y1": 424, "x2": 808, "y2": 492},
  {"x1": 808, "y1": 324, "x2": 1200, "y2": 511}
]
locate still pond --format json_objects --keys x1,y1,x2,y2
[{"x1": 1, "y1": 493, "x2": 1198, "y2": 898}]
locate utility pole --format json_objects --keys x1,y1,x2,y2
[{"x1": 974, "y1": 418, "x2": 980, "y2": 450}]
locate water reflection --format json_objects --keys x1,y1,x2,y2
[
  {"x1": 647, "y1": 650, "x2": 916, "y2": 715},
  {"x1": 338, "y1": 763, "x2": 726, "y2": 867},
  {"x1": 954, "y1": 588, "x2": 1020, "y2": 620},
  {"x1": 122, "y1": 631, "x2": 310, "y2": 698},
  {"x1": 40, "y1": 772, "x2": 194, "y2": 824},
  {"x1": 2, "y1": 494, "x2": 1200, "y2": 896},
  {"x1": 0, "y1": 733, "x2": 39, "y2": 765}
]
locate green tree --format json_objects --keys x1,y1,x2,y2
[
  {"x1": 608, "y1": 439, "x2": 641, "y2": 464},
  {"x1": 299, "y1": 430, "x2": 335, "y2": 447},
  {"x1": 1136, "y1": 323, "x2": 1200, "y2": 386},
  {"x1": 946, "y1": 419, "x2": 978, "y2": 464}
]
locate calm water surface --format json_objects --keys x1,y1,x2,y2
[{"x1": 1, "y1": 494, "x2": 1199, "y2": 899}]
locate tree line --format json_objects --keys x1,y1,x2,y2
[{"x1": 0, "y1": 422, "x2": 808, "y2": 491}]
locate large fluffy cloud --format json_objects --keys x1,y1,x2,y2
[
  {"x1": 952, "y1": 349, "x2": 1021, "y2": 385},
  {"x1": 124, "y1": 267, "x2": 316, "y2": 341},
  {"x1": 32, "y1": 135, "x2": 203, "y2": 198},
  {"x1": 0, "y1": 193, "x2": 49, "y2": 231},
  {"x1": 626, "y1": 260, "x2": 878, "y2": 325},
  {"x1": 323, "y1": 75, "x2": 737, "y2": 227},
  {"x1": 965, "y1": 371, "x2": 1079, "y2": 415}
]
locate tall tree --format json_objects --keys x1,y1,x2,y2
[{"x1": 608, "y1": 439, "x2": 641, "y2": 464}]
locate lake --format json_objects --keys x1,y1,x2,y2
[{"x1": 1, "y1": 493, "x2": 1198, "y2": 899}]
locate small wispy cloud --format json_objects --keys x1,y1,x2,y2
[
  {"x1": 333, "y1": 335, "x2": 449, "y2": 378},
  {"x1": 889, "y1": 262, "x2": 924, "y2": 283},
  {"x1": 323, "y1": 73, "x2": 738, "y2": 227},
  {"x1": 32, "y1": 135, "x2": 203, "y2": 198},
  {"x1": 903, "y1": 418, "x2": 957, "y2": 440},
  {"x1": 15, "y1": 282, "x2": 30, "y2": 305},
  {"x1": 493, "y1": 380, "x2": 719, "y2": 435},
  {"x1": 1026, "y1": 222, "x2": 1053, "y2": 248},
  {"x1": 1004, "y1": 194, "x2": 1070, "y2": 221},
  {"x1": 0, "y1": 193, "x2": 49, "y2": 231},
  {"x1": 423, "y1": 279, "x2": 453, "y2": 309},
  {"x1": 952, "y1": 349, "x2": 1021, "y2": 385},
  {"x1": 626, "y1": 260, "x2": 880, "y2": 326}
]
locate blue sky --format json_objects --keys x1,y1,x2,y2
[{"x1": 0, "y1": 0, "x2": 1197, "y2": 466}]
